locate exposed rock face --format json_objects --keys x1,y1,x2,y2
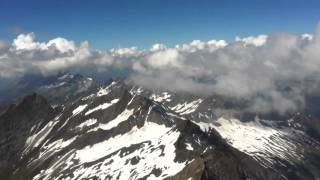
[
  {"x1": 0, "y1": 81, "x2": 285, "y2": 180},
  {"x1": 0, "y1": 80, "x2": 319, "y2": 179},
  {"x1": 129, "y1": 84, "x2": 320, "y2": 180},
  {"x1": 169, "y1": 121, "x2": 284, "y2": 180},
  {"x1": 0, "y1": 93, "x2": 56, "y2": 178}
]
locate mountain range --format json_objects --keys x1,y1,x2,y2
[{"x1": 0, "y1": 73, "x2": 319, "y2": 180}]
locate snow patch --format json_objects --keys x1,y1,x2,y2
[
  {"x1": 85, "y1": 99, "x2": 119, "y2": 115},
  {"x1": 89, "y1": 108, "x2": 134, "y2": 132},
  {"x1": 170, "y1": 99, "x2": 203, "y2": 115},
  {"x1": 185, "y1": 143, "x2": 194, "y2": 151},
  {"x1": 39, "y1": 137, "x2": 77, "y2": 159},
  {"x1": 72, "y1": 104, "x2": 88, "y2": 116},
  {"x1": 214, "y1": 117, "x2": 300, "y2": 166},
  {"x1": 32, "y1": 121, "x2": 189, "y2": 180},
  {"x1": 193, "y1": 121, "x2": 215, "y2": 132},
  {"x1": 150, "y1": 92, "x2": 172, "y2": 102},
  {"x1": 76, "y1": 118, "x2": 97, "y2": 129},
  {"x1": 23, "y1": 114, "x2": 62, "y2": 155},
  {"x1": 97, "y1": 88, "x2": 110, "y2": 97},
  {"x1": 81, "y1": 94, "x2": 95, "y2": 101},
  {"x1": 130, "y1": 87, "x2": 143, "y2": 95},
  {"x1": 96, "y1": 82, "x2": 117, "y2": 97},
  {"x1": 71, "y1": 122, "x2": 187, "y2": 179}
]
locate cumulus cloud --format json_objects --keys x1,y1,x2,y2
[
  {"x1": 235, "y1": 34, "x2": 268, "y2": 46},
  {"x1": 175, "y1": 39, "x2": 227, "y2": 52},
  {"x1": 129, "y1": 27, "x2": 320, "y2": 115},
  {"x1": 1, "y1": 26, "x2": 320, "y2": 115},
  {"x1": 47, "y1": 37, "x2": 76, "y2": 53},
  {"x1": 150, "y1": 43, "x2": 167, "y2": 51},
  {"x1": 0, "y1": 33, "x2": 117, "y2": 78}
]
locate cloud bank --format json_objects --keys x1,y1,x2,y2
[{"x1": 1, "y1": 25, "x2": 320, "y2": 114}]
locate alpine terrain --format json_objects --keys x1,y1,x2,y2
[{"x1": 0, "y1": 74, "x2": 319, "y2": 180}]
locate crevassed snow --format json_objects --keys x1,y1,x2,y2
[
  {"x1": 76, "y1": 118, "x2": 97, "y2": 129},
  {"x1": 214, "y1": 117, "x2": 300, "y2": 166},
  {"x1": 85, "y1": 99, "x2": 119, "y2": 115},
  {"x1": 150, "y1": 92, "x2": 172, "y2": 102},
  {"x1": 89, "y1": 108, "x2": 134, "y2": 132},
  {"x1": 170, "y1": 99, "x2": 203, "y2": 115},
  {"x1": 72, "y1": 104, "x2": 88, "y2": 115}
]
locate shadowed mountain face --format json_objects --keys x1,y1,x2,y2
[
  {"x1": 0, "y1": 93, "x2": 57, "y2": 178},
  {"x1": 0, "y1": 77, "x2": 319, "y2": 180}
]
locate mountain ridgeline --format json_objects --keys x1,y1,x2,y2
[{"x1": 0, "y1": 73, "x2": 319, "y2": 180}]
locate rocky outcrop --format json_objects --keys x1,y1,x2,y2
[{"x1": 0, "y1": 93, "x2": 56, "y2": 179}]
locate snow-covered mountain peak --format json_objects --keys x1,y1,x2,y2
[
  {"x1": 0, "y1": 80, "x2": 319, "y2": 179},
  {"x1": 0, "y1": 80, "x2": 288, "y2": 180}
]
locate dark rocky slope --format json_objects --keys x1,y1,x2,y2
[
  {"x1": 0, "y1": 82, "x2": 284, "y2": 180},
  {"x1": 0, "y1": 93, "x2": 56, "y2": 178}
]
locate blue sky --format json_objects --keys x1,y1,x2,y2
[{"x1": 1, "y1": 0, "x2": 320, "y2": 48}]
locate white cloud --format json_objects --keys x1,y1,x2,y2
[
  {"x1": 1, "y1": 26, "x2": 320, "y2": 115},
  {"x1": 147, "y1": 48, "x2": 180, "y2": 68},
  {"x1": 12, "y1": 33, "x2": 47, "y2": 51},
  {"x1": 2, "y1": 33, "x2": 117, "y2": 77},
  {"x1": 47, "y1": 37, "x2": 76, "y2": 53},
  {"x1": 175, "y1": 39, "x2": 227, "y2": 52},
  {"x1": 13, "y1": 33, "x2": 76, "y2": 53},
  {"x1": 150, "y1": 43, "x2": 167, "y2": 51},
  {"x1": 301, "y1": 33, "x2": 313, "y2": 41},
  {"x1": 110, "y1": 47, "x2": 141, "y2": 57},
  {"x1": 235, "y1": 34, "x2": 268, "y2": 46}
]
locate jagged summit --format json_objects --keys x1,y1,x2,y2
[
  {"x1": 0, "y1": 79, "x2": 319, "y2": 179},
  {"x1": 16, "y1": 93, "x2": 48, "y2": 106},
  {"x1": 0, "y1": 80, "x2": 284, "y2": 180},
  {"x1": 0, "y1": 93, "x2": 56, "y2": 179}
]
